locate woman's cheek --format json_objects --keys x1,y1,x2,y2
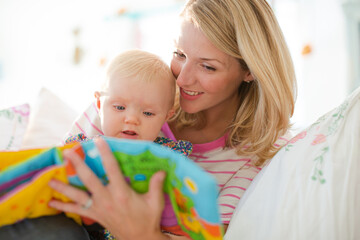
[{"x1": 170, "y1": 59, "x2": 180, "y2": 79}]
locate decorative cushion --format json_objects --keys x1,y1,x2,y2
[
  {"x1": 21, "y1": 88, "x2": 78, "y2": 149},
  {"x1": 0, "y1": 104, "x2": 30, "y2": 150},
  {"x1": 225, "y1": 86, "x2": 360, "y2": 240}
]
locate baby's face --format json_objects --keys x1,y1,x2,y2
[{"x1": 96, "y1": 75, "x2": 174, "y2": 141}]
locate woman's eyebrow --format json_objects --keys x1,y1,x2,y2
[{"x1": 199, "y1": 57, "x2": 225, "y2": 65}]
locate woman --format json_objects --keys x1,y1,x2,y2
[{"x1": 0, "y1": 0, "x2": 296, "y2": 239}]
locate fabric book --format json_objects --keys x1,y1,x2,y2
[{"x1": 0, "y1": 137, "x2": 223, "y2": 240}]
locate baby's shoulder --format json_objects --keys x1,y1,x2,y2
[{"x1": 154, "y1": 137, "x2": 193, "y2": 157}]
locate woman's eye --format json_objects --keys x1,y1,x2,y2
[
  {"x1": 202, "y1": 64, "x2": 216, "y2": 71},
  {"x1": 143, "y1": 112, "x2": 154, "y2": 117},
  {"x1": 173, "y1": 51, "x2": 185, "y2": 58},
  {"x1": 115, "y1": 105, "x2": 125, "y2": 110}
]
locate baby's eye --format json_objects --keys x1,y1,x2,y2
[
  {"x1": 114, "y1": 105, "x2": 125, "y2": 111},
  {"x1": 143, "y1": 111, "x2": 154, "y2": 117}
]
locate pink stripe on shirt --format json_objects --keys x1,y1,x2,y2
[
  {"x1": 222, "y1": 186, "x2": 246, "y2": 191},
  {"x1": 207, "y1": 170, "x2": 237, "y2": 174},
  {"x1": 83, "y1": 112, "x2": 104, "y2": 135},
  {"x1": 190, "y1": 154, "x2": 209, "y2": 160},
  {"x1": 244, "y1": 163, "x2": 262, "y2": 170},
  {"x1": 221, "y1": 212, "x2": 233, "y2": 216},
  {"x1": 233, "y1": 176, "x2": 253, "y2": 181},
  {"x1": 220, "y1": 203, "x2": 236, "y2": 209},
  {"x1": 194, "y1": 158, "x2": 251, "y2": 163},
  {"x1": 222, "y1": 194, "x2": 241, "y2": 200},
  {"x1": 192, "y1": 136, "x2": 226, "y2": 153},
  {"x1": 75, "y1": 122, "x2": 86, "y2": 135}
]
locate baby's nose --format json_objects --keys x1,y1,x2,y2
[{"x1": 124, "y1": 113, "x2": 140, "y2": 125}]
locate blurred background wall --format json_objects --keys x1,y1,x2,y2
[{"x1": 0, "y1": 0, "x2": 359, "y2": 132}]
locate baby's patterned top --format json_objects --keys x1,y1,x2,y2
[
  {"x1": 153, "y1": 137, "x2": 193, "y2": 157},
  {"x1": 65, "y1": 134, "x2": 193, "y2": 157}
]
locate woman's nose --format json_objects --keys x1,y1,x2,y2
[{"x1": 172, "y1": 61, "x2": 195, "y2": 87}]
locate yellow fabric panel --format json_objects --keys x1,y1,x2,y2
[
  {"x1": 0, "y1": 143, "x2": 77, "y2": 171},
  {"x1": 0, "y1": 163, "x2": 81, "y2": 226}
]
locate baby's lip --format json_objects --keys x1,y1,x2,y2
[{"x1": 122, "y1": 130, "x2": 138, "y2": 136}]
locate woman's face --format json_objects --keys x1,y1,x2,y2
[{"x1": 171, "y1": 20, "x2": 249, "y2": 115}]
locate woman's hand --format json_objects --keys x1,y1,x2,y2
[{"x1": 48, "y1": 138, "x2": 169, "y2": 240}]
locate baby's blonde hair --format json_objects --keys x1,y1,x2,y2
[
  {"x1": 171, "y1": 0, "x2": 297, "y2": 166},
  {"x1": 104, "y1": 49, "x2": 176, "y2": 108}
]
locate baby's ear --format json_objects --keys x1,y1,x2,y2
[
  {"x1": 166, "y1": 108, "x2": 175, "y2": 121},
  {"x1": 94, "y1": 91, "x2": 101, "y2": 110}
]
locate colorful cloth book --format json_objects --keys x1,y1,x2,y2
[{"x1": 0, "y1": 137, "x2": 223, "y2": 240}]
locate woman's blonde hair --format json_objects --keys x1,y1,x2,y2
[{"x1": 171, "y1": 0, "x2": 296, "y2": 166}]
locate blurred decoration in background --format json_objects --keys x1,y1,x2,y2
[
  {"x1": 301, "y1": 44, "x2": 312, "y2": 56},
  {"x1": 272, "y1": 0, "x2": 353, "y2": 132},
  {"x1": 72, "y1": 27, "x2": 84, "y2": 65},
  {"x1": 342, "y1": 0, "x2": 360, "y2": 92},
  {"x1": 0, "y1": 0, "x2": 184, "y2": 112},
  {"x1": 0, "y1": 62, "x2": 3, "y2": 82},
  {"x1": 0, "y1": 0, "x2": 358, "y2": 133}
]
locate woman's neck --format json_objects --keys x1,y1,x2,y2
[{"x1": 171, "y1": 95, "x2": 239, "y2": 144}]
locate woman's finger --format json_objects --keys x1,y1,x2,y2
[
  {"x1": 48, "y1": 180, "x2": 93, "y2": 218},
  {"x1": 95, "y1": 138, "x2": 129, "y2": 193},
  {"x1": 49, "y1": 199, "x2": 90, "y2": 217},
  {"x1": 49, "y1": 179, "x2": 90, "y2": 204},
  {"x1": 146, "y1": 171, "x2": 166, "y2": 211},
  {"x1": 63, "y1": 147, "x2": 107, "y2": 197}
]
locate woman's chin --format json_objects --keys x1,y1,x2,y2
[
  {"x1": 180, "y1": 106, "x2": 201, "y2": 114},
  {"x1": 179, "y1": 100, "x2": 200, "y2": 114}
]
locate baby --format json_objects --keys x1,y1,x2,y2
[
  {"x1": 66, "y1": 49, "x2": 191, "y2": 154},
  {"x1": 65, "y1": 49, "x2": 192, "y2": 238}
]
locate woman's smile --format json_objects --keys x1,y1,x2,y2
[{"x1": 180, "y1": 88, "x2": 204, "y2": 100}]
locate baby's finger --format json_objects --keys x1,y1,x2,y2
[
  {"x1": 95, "y1": 138, "x2": 129, "y2": 193},
  {"x1": 63, "y1": 147, "x2": 107, "y2": 197}
]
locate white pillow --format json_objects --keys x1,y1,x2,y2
[
  {"x1": 225, "y1": 86, "x2": 360, "y2": 240},
  {"x1": 0, "y1": 103, "x2": 30, "y2": 150},
  {"x1": 21, "y1": 88, "x2": 78, "y2": 149}
]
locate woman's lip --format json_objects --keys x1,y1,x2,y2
[{"x1": 180, "y1": 88, "x2": 204, "y2": 100}]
